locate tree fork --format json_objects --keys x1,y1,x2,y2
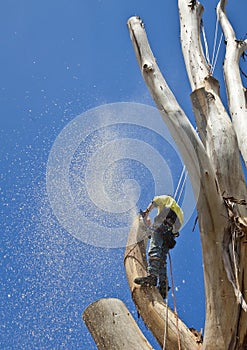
[{"x1": 127, "y1": 1, "x2": 247, "y2": 347}]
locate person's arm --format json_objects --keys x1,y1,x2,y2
[{"x1": 143, "y1": 201, "x2": 155, "y2": 217}]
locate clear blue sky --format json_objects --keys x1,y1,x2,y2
[{"x1": 1, "y1": 1, "x2": 246, "y2": 349}]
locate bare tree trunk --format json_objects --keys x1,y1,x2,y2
[
  {"x1": 217, "y1": 0, "x2": 247, "y2": 168},
  {"x1": 177, "y1": 2, "x2": 247, "y2": 347},
  {"x1": 83, "y1": 1, "x2": 247, "y2": 349},
  {"x1": 83, "y1": 298, "x2": 154, "y2": 350},
  {"x1": 178, "y1": 0, "x2": 245, "y2": 197},
  {"x1": 127, "y1": 0, "x2": 247, "y2": 347}
]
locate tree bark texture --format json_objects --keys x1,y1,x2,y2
[
  {"x1": 83, "y1": 298, "x2": 154, "y2": 350},
  {"x1": 127, "y1": 1, "x2": 247, "y2": 348},
  {"x1": 83, "y1": 1, "x2": 247, "y2": 349},
  {"x1": 217, "y1": 0, "x2": 247, "y2": 168}
]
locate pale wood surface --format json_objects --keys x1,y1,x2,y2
[
  {"x1": 217, "y1": 0, "x2": 247, "y2": 168},
  {"x1": 83, "y1": 297, "x2": 154, "y2": 350},
  {"x1": 127, "y1": 2, "x2": 247, "y2": 347}
]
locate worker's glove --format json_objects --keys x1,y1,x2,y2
[{"x1": 139, "y1": 209, "x2": 147, "y2": 218}]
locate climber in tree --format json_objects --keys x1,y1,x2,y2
[{"x1": 134, "y1": 195, "x2": 184, "y2": 299}]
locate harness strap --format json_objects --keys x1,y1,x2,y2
[{"x1": 149, "y1": 256, "x2": 161, "y2": 262}]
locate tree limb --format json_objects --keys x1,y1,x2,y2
[
  {"x1": 127, "y1": 16, "x2": 222, "y2": 231},
  {"x1": 179, "y1": 0, "x2": 246, "y2": 197},
  {"x1": 127, "y1": 10, "x2": 247, "y2": 350},
  {"x1": 178, "y1": 1, "x2": 210, "y2": 90},
  {"x1": 83, "y1": 298, "x2": 155, "y2": 350},
  {"x1": 217, "y1": 0, "x2": 247, "y2": 168}
]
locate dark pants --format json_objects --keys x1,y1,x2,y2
[{"x1": 148, "y1": 226, "x2": 176, "y2": 283}]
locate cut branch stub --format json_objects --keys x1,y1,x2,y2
[{"x1": 83, "y1": 298, "x2": 154, "y2": 350}]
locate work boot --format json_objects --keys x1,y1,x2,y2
[
  {"x1": 158, "y1": 281, "x2": 170, "y2": 299},
  {"x1": 134, "y1": 275, "x2": 157, "y2": 286}
]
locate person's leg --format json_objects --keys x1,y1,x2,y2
[
  {"x1": 158, "y1": 242, "x2": 169, "y2": 298},
  {"x1": 147, "y1": 230, "x2": 164, "y2": 277},
  {"x1": 134, "y1": 230, "x2": 163, "y2": 286},
  {"x1": 159, "y1": 246, "x2": 168, "y2": 282}
]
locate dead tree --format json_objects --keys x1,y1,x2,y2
[
  {"x1": 125, "y1": 0, "x2": 247, "y2": 349},
  {"x1": 84, "y1": 1, "x2": 247, "y2": 349}
]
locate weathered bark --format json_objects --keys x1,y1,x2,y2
[
  {"x1": 217, "y1": 0, "x2": 247, "y2": 168},
  {"x1": 83, "y1": 298, "x2": 154, "y2": 350},
  {"x1": 127, "y1": 3, "x2": 247, "y2": 349},
  {"x1": 179, "y1": 1, "x2": 247, "y2": 348},
  {"x1": 127, "y1": 16, "x2": 223, "y2": 228},
  {"x1": 83, "y1": 2, "x2": 247, "y2": 349},
  {"x1": 179, "y1": 0, "x2": 246, "y2": 197},
  {"x1": 124, "y1": 218, "x2": 202, "y2": 349}
]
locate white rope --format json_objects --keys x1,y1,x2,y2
[
  {"x1": 163, "y1": 166, "x2": 188, "y2": 349},
  {"x1": 211, "y1": 32, "x2": 223, "y2": 74},
  {"x1": 174, "y1": 164, "x2": 188, "y2": 205},
  {"x1": 162, "y1": 294, "x2": 169, "y2": 350},
  {"x1": 201, "y1": 15, "x2": 223, "y2": 74},
  {"x1": 211, "y1": 13, "x2": 224, "y2": 74},
  {"x1": 173, "y1": 165, "x2": 186, "y2": 201},
  {"x1": 168, "y1": 252, "x2": 181, "y2": 350},
  {"x1": 201, "y1": 20, "x2": 211, "y2": 68},
  {"x1": 211, "y1": 16, "x2": 219, "y2": 71},
  {"x1": 177, "y1": 170, "x2": 188, "y2": 204}
]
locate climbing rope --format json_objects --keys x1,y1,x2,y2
[
  {"x1": 211, "y1": 32, "x2": 223, "y2": 74},
  {"x1": 201, "y1": 20, "x2": 211, "y2": 69},
  {"x1": 168, "y1": 252, "x2": 181, "y2": 350},
  {"x1": 173, "y1": 165, "x2": 186, "y2": 201},
  {"x1": 163, "y1": 252, "x2": 182, "y2": 350},
  {"x1": 162, "y1": 291, "x2": 169, "y2": 350},
  {"x1": 211, "y1": 14, "x2": 219, "y2": 69},
  {"x1": 200, "y1": 14, "x2": 223, "y2": 74},
  {"x1": 211, "y1": 13, "x2": 223, "y2": 74},
  {"x1": 174, "y1": 164, "x2": 188, "y2": 205},
  {"x1": 163, "y1": 166, "x2": 187, "y2": 349},
  {"x1": 177, "y1": 170, "x2": 188, "y2": 204}
]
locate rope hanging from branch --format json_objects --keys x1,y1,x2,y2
[
  {"x1": 162, "y1": 253, "x2": 181, "y2": 350},
  {"x1": 200, "y1": 16, "x2": 223, "y2": 74},
  {"x1": 211, "y1": 13, "x2": 219, "y2": 70},
  {"x1": 211, "y1": 13, "x2": 223, "y2": 73},
  {"x1": 174, "y1": 164, "x2": 188, "y2": 206},
  {"x1": 168, "y1": 252, "x2": 181, "y2": 350},
  {"x1": 212, "y1": 32, "x2": 223, "y2": 74},
  {"x1": 201, "y1": 20, "x2": 211, "y2": 70},
  {"x1": 162, "y1": 293, "x2": 169, "y2": 350}
]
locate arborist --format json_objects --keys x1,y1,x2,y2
[{"x1": 134, "y1": 194, "x2": 184, "y2": 299}]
